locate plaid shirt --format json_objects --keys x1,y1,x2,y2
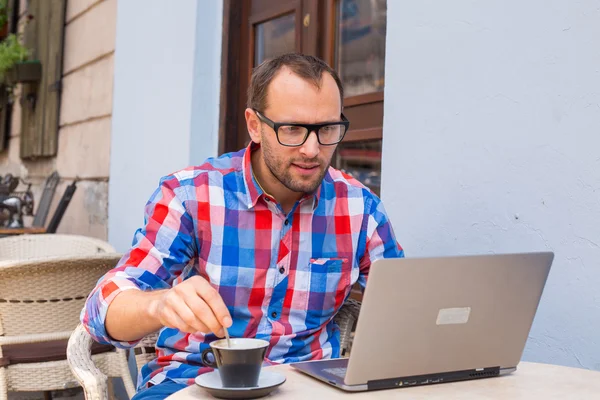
[{"x1": 81, "y1": 143, "x2": 403, "y2": 389}]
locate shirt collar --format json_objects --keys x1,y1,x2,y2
[
  {"x1": 242, "y1": 142, "x2": 262, "y2": 209},
  {"x1": 242, "y1": 142, "x2": 323, "y2": 210}
]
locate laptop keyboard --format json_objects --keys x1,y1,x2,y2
[{"x1": 323, "y1": 367, "x2": 348, "y2": 378}]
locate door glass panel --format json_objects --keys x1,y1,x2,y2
[
  {"x1": 334, "y1": 140, "x2": 382, "y2": 196},
  {"x1": 336, "y1": 0, "x2": 387, "y2": 97},
  {"x1": 255, "y1": 13, "x2": 296, "y2": 66}
]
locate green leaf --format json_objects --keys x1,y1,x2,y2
[{"x1": 0, "y1": 33, "x2": 30, "y2": 82}]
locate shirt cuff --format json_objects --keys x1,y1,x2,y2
[{"x1": 81, "y1": 278, "x2": 144, "y2": 349}]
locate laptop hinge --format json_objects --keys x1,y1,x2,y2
[{"x1": 367, "y1": 366, "x2": 501, "y2": 390}]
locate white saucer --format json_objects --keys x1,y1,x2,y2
[{"x1": 195, "y1": 370, "x2": 286, "y2": 399}]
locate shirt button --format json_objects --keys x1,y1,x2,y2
[
  {"x1": 284, "y1": 219, "x2": 289, "y2": 226},
  {"x1": 279, "y1": 266, "x2": 285, "y2": 274},
  {"x1": 271, "y1": 311, "x2": 278, "y2": 318}
]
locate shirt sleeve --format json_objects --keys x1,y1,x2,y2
[
  {"x1": 357, "y1": 194, "x2": 404, "y2": 289},
  {"x1": 80, "y1": 175, "x2": 197, "y2": 347}
]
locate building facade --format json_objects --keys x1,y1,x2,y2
[{"x1": 0, "y1": 0, "x2": 598, "y2": 374}]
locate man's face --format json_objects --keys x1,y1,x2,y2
[{"x1": 253, "y1": 68, "x2": 342, "y2": 194}]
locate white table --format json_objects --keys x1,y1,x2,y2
[{"x1": 167, "y1": 361, "x2": 600, "y2": 399}]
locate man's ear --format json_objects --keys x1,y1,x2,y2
[{"x1": 245, "y1": 108, "x2": 261, "y2": 144}]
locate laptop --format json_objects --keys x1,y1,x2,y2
[{"x1": 291, "y1": 252, "x2": 554, "y2": 391}]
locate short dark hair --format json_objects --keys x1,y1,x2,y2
[{"x1": 247, "y1": 53, "x2": 344, "y2": 112}]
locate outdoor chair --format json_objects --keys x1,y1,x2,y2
[
  {"x1": 0, "y1": 234, "x2": 115, "y2": 261},
  {"x1": 0, "y1": 173, "x2": 77, "y2": 237},
  {"x1": 32, "y1": 172, "x2": 60, "y2": 229},
  {"x1": 0, "y1": 253, "x2": 133, "y2": 400},
  {"x1": 67, "y1": 298, "x2": 362, "y2": 400}
]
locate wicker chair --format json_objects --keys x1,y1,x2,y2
[
  {"x1": 0, "y1": 234, "x2": 116, "y2": 260},
  {"x1": 67, "y1": 298, "x2": 362, "y2": 400},
  {"x1": 0, "y1": 253, "x2": 136, "y2": 400}
]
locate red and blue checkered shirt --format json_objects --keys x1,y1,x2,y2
[{"x1": 81, "y1": 143, "x2": 404, "y2": 389}]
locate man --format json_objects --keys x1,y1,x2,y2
[{"x1": 82, "y1": 53, "x2": 404, "y2": 399}]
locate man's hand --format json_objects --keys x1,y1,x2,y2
[
  {"x1": 105, "y1": 276, "x2": 232, "y2": 342},
  {"x1": 148, "y1": 276, "x2": 232, "y2": 336}
]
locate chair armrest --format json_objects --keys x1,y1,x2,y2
[
  {"x1": 334, "y1": 298, "x2": 361, "y2": 356},
  {"x1": 66, "y1": 324, "x2": 109, "y2": 400}
]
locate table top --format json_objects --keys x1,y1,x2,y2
[
  {"x1": 0, "y1": 227, "x2": 46, "y2": 235},
  {"x1": 166, "y1": 361, "x2": 600, "y2": 399}
]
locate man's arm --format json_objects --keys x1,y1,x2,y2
[
  {"x1": 105, "y1": 277, "x2": 232, "y2": 341},
  {"x1": 81, "y1": 175, "x2": 231, "y2": 346},
  {"x1": 105, "y1": 289, "x2": 165, "y2": 341},
  {"x1": 357, "y1": 195, "x2": 404, "y2": 289}
]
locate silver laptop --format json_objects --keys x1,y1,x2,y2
[{"x1": 292, "y1": 252, "x2": 554, "y2": 391}]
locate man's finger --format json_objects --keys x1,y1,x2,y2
[
  {"x1": 182, "y1": 290, "x2": 223, "y2": 334},
  {"x1": 193, "y1": 279, "x2": 232, "y2": 328},
  {"x1": 164, "y1": 311, "x2": 204, "y2": 334}
]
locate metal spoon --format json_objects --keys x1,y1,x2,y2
[{"x1": 223, "y1": 326, "x2": 231, "y2": 348}]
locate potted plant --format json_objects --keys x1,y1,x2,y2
[
  {"x1": 0, "y1": 0, "x2": 40, "y2": 87},
  {"x1": 0, "y1": 34, "x2": 41, "y2": 85}
]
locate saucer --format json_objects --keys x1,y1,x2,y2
[{"x1": 195, "y1": 370, "x2": 286, "y2": 399}]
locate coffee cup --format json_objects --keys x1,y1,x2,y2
[{"x1": 201, "y1": 338, "x2": 269, "y2": 388}]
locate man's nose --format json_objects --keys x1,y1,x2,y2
[{"x1": 299, "y1": 130, "x2": 320, "y2": 159}]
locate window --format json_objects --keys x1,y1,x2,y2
[
  {"x1": 336, "y1": 0, "x2": 387, "y2": 98},
  {"x1": 220, "y1": 0, "x2": 387, "y2": 194}
]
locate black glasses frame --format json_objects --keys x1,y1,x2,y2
[{"x1": 254, "y1": 109, "x2": 350, "y2": 147}]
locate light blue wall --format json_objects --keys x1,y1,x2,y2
[
  {"x1": 382, "y1": 0, "x2": 600, "y2": 370},
  {"x1": 189, "y1": 1, "x2": 223, "y2": 166},
  {"x1": 109, "y1": 0, "x2": 222, "y2": 252}
]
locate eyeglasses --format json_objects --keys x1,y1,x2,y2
[{"x1": 254, "y1": 109, "x2": 350, "y2": 147}]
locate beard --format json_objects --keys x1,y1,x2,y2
[{"x1": 260, "y1": 128, "x2": 331, "y2": 194}]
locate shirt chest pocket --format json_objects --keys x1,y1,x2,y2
[{"x1": 304, "y1": 257, "x2": 352, "y2": 326}]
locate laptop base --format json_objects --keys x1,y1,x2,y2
[{"x1": 292, "y1": 358, "x2": 516, "y2": 392}]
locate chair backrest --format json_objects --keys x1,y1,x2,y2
[
  {"x1": 133, "y1": 333, "x2": 160, "y2": 372},
  {"x1": 45, "y1": 180, "x2": 77, "y2": 233},
  {"x1": 0, "y1": 254, "x2": 122, "y2": 336},
  {"x1": 0, "y1": 234, "x2": 116, "y2": 260},
  {"x1": 32, "y1": 171, "x2": 60, "y2": 228}
]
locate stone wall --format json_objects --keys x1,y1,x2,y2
[{"x1": 0, "y1": 0, "x2": 116, "y2": 239}]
